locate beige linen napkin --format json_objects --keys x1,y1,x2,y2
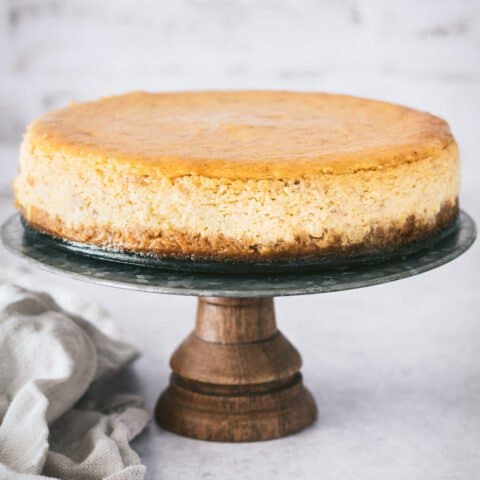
[{"x1": 0, "y1": 267, "x2": 150, "y2": 480}]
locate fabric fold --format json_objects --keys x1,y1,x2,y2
[{"x1": 0, "y1": 271, "x2": 149, "y2": 480}]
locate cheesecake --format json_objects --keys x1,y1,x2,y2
[{"x1": 14, "y1": 91, "x2": 459, "y2": 261}]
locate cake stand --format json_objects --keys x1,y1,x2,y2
[{"x1": 1, "y1": 212, "x2": 476, "y2": 442}]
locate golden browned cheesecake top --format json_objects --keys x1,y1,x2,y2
[{"x1": 26, "y1": 90, "x2": 454, "y2": 179}]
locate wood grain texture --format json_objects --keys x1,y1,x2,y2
[{"x1": 156, "y1": 297, "x2": 317, "y2": 442}]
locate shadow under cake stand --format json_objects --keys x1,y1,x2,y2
[{"x1": 1, "y1": 212, "x2": 476, "y2": 442}]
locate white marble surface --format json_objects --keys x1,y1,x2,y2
[{"x1": 1, "y1": 1, "x2": 480, "y2": 478}]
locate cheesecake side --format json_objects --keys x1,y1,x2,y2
[{"x1": 14, "y1": 136, "x2": 459, "y2": 261}]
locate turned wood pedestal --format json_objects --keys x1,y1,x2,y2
[{"x1": 155, "y1": 297, "x2": 317, "y2": 442}]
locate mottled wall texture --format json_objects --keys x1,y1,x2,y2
[{"x1": 0, "y1": 0, "x2": 478, "y2": 206}]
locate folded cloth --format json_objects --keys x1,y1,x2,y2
[{"x1": 0, "y1": 267, "x2": 150, "y2": 480}]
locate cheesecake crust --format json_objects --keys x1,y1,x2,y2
[{"x1": 19, "y1": 200, "x2": 458, "y2": 262}]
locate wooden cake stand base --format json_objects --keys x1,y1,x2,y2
[{"x1": 155, "y1": 297, "x2": 317, "y2": 442}]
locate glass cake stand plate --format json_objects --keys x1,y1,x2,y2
[
  {"x1": 0, "y1": 211, "x2": 476, "y2": 443},
  {"x1": 0, "y1": 212, "x2": 476, "y2": 297}
]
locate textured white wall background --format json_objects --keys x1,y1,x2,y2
[{"x1": 0, "y1": 2, "x2": 479, "y2": 479}]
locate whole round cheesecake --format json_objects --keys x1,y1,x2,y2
[{"x1": 14, "y1": 91, "x2": 459, "y2": 262}]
